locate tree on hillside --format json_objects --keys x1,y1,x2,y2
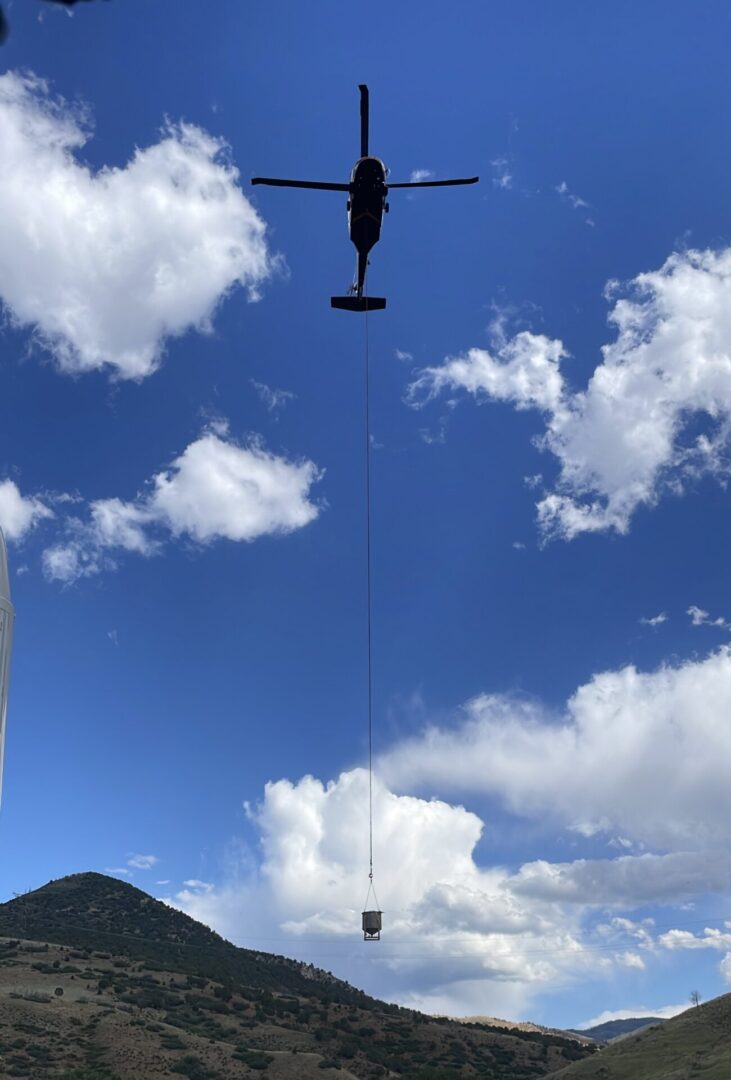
[{"x1": 689, "y1": 990, "x2": 701, "y2": 1007}]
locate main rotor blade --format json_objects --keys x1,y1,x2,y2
[
  {"x1": 251, "y1": 177, "x2": 350, "y2": 191},
  {"x1": 388, "y1": 177, "x2": 480, "y2": 188},
  {"x1": 359, "y1": 84, "x2": 369, "y2": 158}
]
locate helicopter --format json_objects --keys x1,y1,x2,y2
[{"x1": 252, "y1": 85, "x2": 478, "y2": 311}]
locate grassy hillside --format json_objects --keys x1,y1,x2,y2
[
  {"x1": 0, "y1": 873, "x2": 596, "y2": 1079},
  {"x1": 548, "y1": 995, "x2": 731, "y2": 1079}
]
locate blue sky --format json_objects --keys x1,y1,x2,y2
[{"x1": 2, "y1": 0, "x2": 731, "y2": 1029}]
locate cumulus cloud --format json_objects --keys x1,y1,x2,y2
[
  {"x1": 658, "y1": 925, "x2": 731, "y2": 951},
  {"x1": 250, "y1": 771, "x2": 502, "y2": 939},
  {"x1": 409, "y1": 169, "x2": 434, "y2": 183},
  {"x1": 382, "y1": 647, "x2": 731, "y2": 851},
  {"x1": 406, "y1": 331, "x2": 566, "y2": 414},
  {"x1": 163, "y1": 642, "x2": 731, "y2": 1013},
  {"x1": 42, "y1": 425, "x2": 322, "y2": 582},
  {"x1": 0, "y1": 71, "x2": 275, "y2": 380},
  {"x1": 657, "y1": 927, "x2": 731, "y2": 988},
  {"x1": 408, "y1": 248, "x2": 731, "y2": 539},
  {"x1": 0, "y1": 479, "x2": 52, "y2": 541},
  {"x1": 658, "y1": 926, "x2": 731, "y2": 988},
  {"x1": 166, "y1": 766, "x2": 718, "y2": 1017},
  {"x1": 167, "y1": 649, "x2": 731, "y2": 1013}
]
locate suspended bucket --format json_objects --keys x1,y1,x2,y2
[{"x1": 362, "y1": 909, "x2": 382, "y2": 941}]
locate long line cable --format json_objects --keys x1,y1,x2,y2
[{"x1": 364, "y1": 296, "x2": 375, "y2": 896}]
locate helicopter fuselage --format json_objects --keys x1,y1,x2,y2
[{"x1": 348, "y1": 156, "x2": 387, "y2": 259}]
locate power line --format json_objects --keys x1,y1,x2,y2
[
  {"x1": 3, "y1": 907, "x2": 728, "y2": 964},
  {"x1": 197, "y1": 909, "x2": 731, "y2": 955}
]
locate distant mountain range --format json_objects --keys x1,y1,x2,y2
[
  {"x1": 0, "y1": 872, "x2": 596, "y2": 1079},
  {"x1": 569, "y1": 1016, "x2": 667, "y2": 1042}
]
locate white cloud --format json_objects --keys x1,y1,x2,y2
[
  {"x1": 127, "y1": 853, "x2": 159, "y2": 870},
  {"x1": 42, "y1": 425, "x2": 322, "y2": 582},
  {"x1": 640, "y1": 612, "x2": 668, "y2": 627},
  {"x1": 250, "y1": 379, "x2": 295, "y2": 413},
  {"x1": 720, "y1": 953, "x2": 731, "y2": 984},
  {"x1": 165, "y1": 648, "x2": 731, "y2": 1014},
  {"x1": 409, "y1": 247, "x2": 731, "y2": 539},
  {"x1": 382, "y1": 647, "x2": 731, "y2": 851},
  {"x1": 657, "y1": 929, "x2": 731, "y2": 988},
  {"x1": 0, "y1": 479, "x2": 52, "y2": 541},
  {"x1": 509, "y1": 852, "x2": 729, "y2": 906},
  {"x1": 491, "y1": 158, "x2": 513, "y2": 190},
  {"x1": 161, "y1": 642, "x2": 731, "y2": 1013},
  {"x1": 687, "y1": 605, "x2": 730, "y2": 630},
  {"x1": 409, "y1": 169, "x2": 434, "y2": 183},
  {"x1": 658, "y1": 926, "x2": 731, "y2": 951},
  {"x1": 556, "y1": 180, "x2": 589, "y2": 210},
  {"x1": 167, "y1": 767, "x2": 707, "y2": 1017},
  {"x1": 0, "y1": 71, "x2": 275, "y2": 380},
  {"x1": 149, "y1": 429, "x2": 320, "y2": 543},
  {"x1": 406, "y1": 331, "x2": 565, "y2": 414},
  {"x1": 617, "y1": 951, "x2": 646, "y2": 970},
  {"x1": 608, "y1": 836, "x2": 635, "y2": 850},
  {"x1": 595, "y1": 916, "x2": 655, "y2": 948}
]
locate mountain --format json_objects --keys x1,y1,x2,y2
[
  {"x1": 0, "y1": 872, "x2": 596, "y2": 1079},
  {"x1": 548, "y1": 995, "x2": 731, "y2": 1079},
  {"x1": 452, "y1": 1016, "x2": 594, "y2": 1046},
  {"x1": 567, "y1": 1016, "x2": 666, "y2": 1043}
]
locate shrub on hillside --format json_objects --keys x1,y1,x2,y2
[
  {"x1": 171, "y1": 1055, "x2": 218, "y2": 1080},
  {"x1": 233, "y1": 1048, "x2": 272, "y2": 1069}
]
